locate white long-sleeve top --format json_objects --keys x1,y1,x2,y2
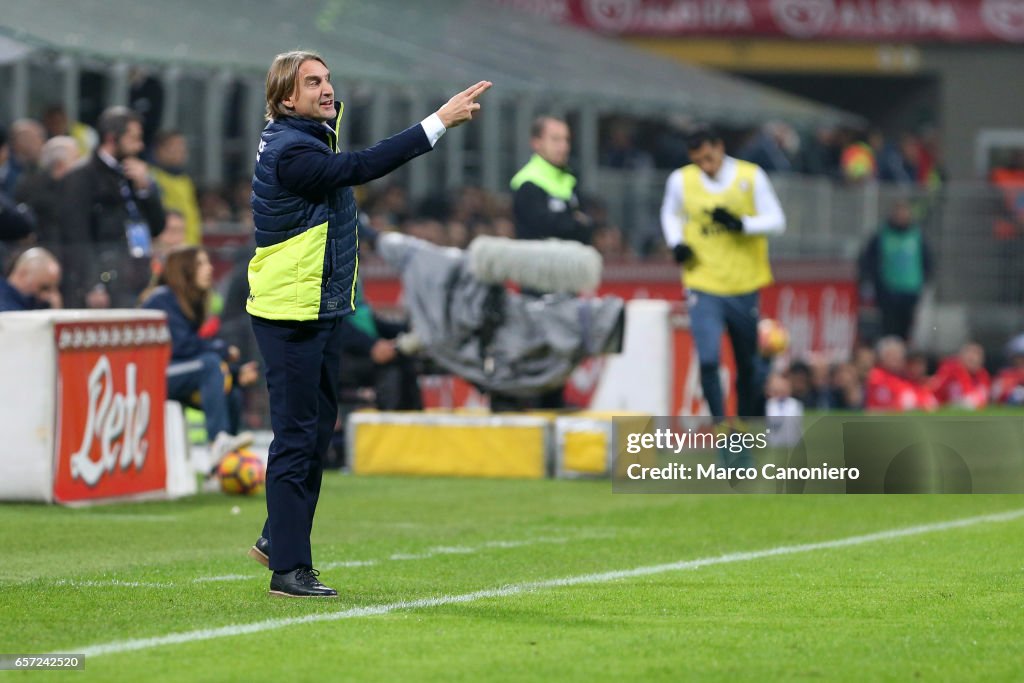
[{"x1": 659, "y1": 156, "x2": 786, "y2": 247}]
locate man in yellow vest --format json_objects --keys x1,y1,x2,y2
[{"x1": 660, "y1": 125, "x2": 786, "y2": 428}]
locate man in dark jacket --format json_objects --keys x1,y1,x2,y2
[
  {"x1": 59, "y1": 106, "x2": 165, "y2": 308},
  {"x1": 511, "y1": 116, "x2": 592, "y2": 244},
  {"x1": 0, "y1": 247, "x2": 61, "y2": 312},
  {"x1": 505, "y1": 116, "x2": 594, "y2": 410},
  {"x1": 15, "y1": 136, "x2": 81, "y2": 249},
  {"x1": 244, "y1": 49, "x2": 489, "y2": 598}
]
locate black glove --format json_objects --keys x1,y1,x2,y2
[
  {"x1": 711, "y1": 207, "x2": 744, "y2": 233},
  {"x1": 672, "y1": 244, "x2": 695, "y2": 265}
]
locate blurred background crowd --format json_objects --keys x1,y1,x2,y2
[{"x1": 3, "y1": 0, "x2": 1024, "y2": 430}]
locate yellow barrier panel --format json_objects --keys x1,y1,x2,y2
[
  {"x1": 555, "y1": 412, "x2": 652, "y2": 479},
  {"x1": 350, "y1": 413, "x2": 550, "y2": 479},
  {"x1": 562, "y1": 431, "x2": 609, "y2": 476}
]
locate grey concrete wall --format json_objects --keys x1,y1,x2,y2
[{"x1": 922, "y1": 45, "x2": 1024, "y2": 181}]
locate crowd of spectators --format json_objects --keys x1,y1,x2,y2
[
  {"x1": 599, "y1": 117, "x2": 945, "y2": 188},
  {"x1": 764, "y1": 335, "x2": 1024, "y2": 416}
]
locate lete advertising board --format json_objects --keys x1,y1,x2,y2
[{"x1": 52, "y1": 320, "x2": 171, "y2": 504}]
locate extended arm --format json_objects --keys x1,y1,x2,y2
[{"x1": 278, "y1": 80, "x2": 491, "y2": 197}]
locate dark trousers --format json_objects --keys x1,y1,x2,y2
[
  {"x1": 689, "y1": 289, "x2": 765, "y2": 419},
  {"x1": 251, "y1": 315, "x2": 342, "y2": 572},
  {"x1": 878, "y1": 292, "x2": 919, "y2": 341}
]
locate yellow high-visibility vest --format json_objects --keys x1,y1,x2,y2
[{"x1": 678, "y1": 160, "x2": 772, "y2": 295}]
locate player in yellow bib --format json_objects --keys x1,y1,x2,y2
[{"x1": 660, "y1": 125, "x2": 786, "y2": 437}]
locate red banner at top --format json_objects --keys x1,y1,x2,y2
[{"x1": 502, "y1": 0, "x2": 1024, "y2": 42}]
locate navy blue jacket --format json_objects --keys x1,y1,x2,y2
[
  {"x1": 141, "y1": 286, "x2": 227, "y2": 362},
  {"x1": 0, "y1": 278, "x2": 48, "y2": 312},
  {"x1": 248, "y1": 104, "x2": 433, "y2": 321}
]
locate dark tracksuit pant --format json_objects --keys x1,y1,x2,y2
[
  {"x1": 166, "y1": 352, "x2": 233, "y2": 438},
  {"x1": 688, "y1": 289, "x2": 766, "y2": 421},
  {"x1": 251, "y1": 315, "x2": 342, "y2": 572}
]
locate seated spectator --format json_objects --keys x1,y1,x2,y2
[
  {"x1": 992, "y1": 334, "x2": 1024, "y2": 405},
  {"x1": 738, "y1": 122, "x2": 794, "y2": 174},
  {"x1": 152, "y1": 210, "x2": 188, "y2": 276},
  {"x1": 852, "y1": 344, "x2": 876, "y2": 384},
  {"x1": 797, "y1": 126, "x2": 841, "y2": 178},
  {"x1": 765, "y1": 371, "x2": 803, "y2": 447},
  {"x1": 0, "y1": 247, "x2": 62, "y2": 312},
  {"x1": 339, "y1": 282, "x2": 422, "y2": 411},
  {"x1": 870, "y1": 129, "x2": 914, "y2": 185},
  {"x1": 865, "y1": 336, "x2": 936, "y2": 412},
  {"x1": 929, "y1": 342, "x2": 990, "y2": 409},
  {"x1": 141, "y1": 246, "x2": 257, "y2": 463},
  {"x1": 826, "y1": 362, "x2": 864, "y2": 411},
  {"x1": 0, "y1": 191, "x2": 36, "y2": 245},
  {"x1": 787, "y1": 360, "x2": 826, "y2": 409},
  {"x1": 906, "y1": 350, "x2": 932, "y2": 387},
  {"x1": 0, "y1": 119, "x2": 45, "y2": 196}
]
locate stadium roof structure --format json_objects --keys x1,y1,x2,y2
[{"x1": 0, "y1": 0, "x2": 860, "y2": 128}]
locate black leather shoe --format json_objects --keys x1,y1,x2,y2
[
  {"x1": 269, "y1": 568, "x2": 338, "y2": 598},
  {"x1": 247, "y1": 537, "x2": 270, "y2": 568}
]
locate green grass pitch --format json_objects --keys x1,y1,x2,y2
[{"x1": 2, "y1": 476, "x2": 1022, "y2": 681}]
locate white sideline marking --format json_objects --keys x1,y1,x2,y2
[
  {"x1": 320, "y1": 560, "x2": 378, "y2": 570},
  {"x1": 428, "y1": 546, "x2": 476, "y2": 555},
  {"x1": 53, "y1": 579, "x2": 175, "y2": 589},
  {"x1": 73, "y1": 508, "x2": 1024, "y2": 659},
  {"x1": 192, "y1": 574, "x2": 251, "y2": 583}
]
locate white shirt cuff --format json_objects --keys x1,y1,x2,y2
[{"x1": 420, "y1": 113, "x2": 446, "y2": 148}]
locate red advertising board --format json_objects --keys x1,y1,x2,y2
[
  {"x1": 52, "y1": 321, "x2": 172, "y2": 504},
  {"x1": 501, "y1": 0, "x2": 1024, "y2": 43}
]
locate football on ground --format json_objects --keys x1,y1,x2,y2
[{"x1": 216, "y1": 449, "x2": 265, "y2": 496}]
